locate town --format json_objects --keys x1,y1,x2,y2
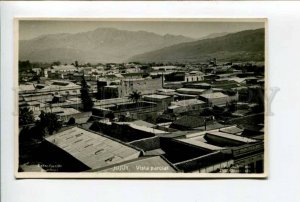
[{"x1": 18, "y1": 58, "x2": 264, "y2": 174}]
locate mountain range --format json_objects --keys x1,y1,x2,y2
[
  {"x1": 19, "y1": 27, "x2": 264, "y2": 64},
  {"x1": 129, "y1": 28, "x2": 265, "y2": 63},
  {"x1": 19, "y1": 27, "x2": 194, "y2": 64}
]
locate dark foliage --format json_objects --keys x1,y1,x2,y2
[
  {"x1": 19, "y1": 107, "x2": 35, "y2": 126},
  {"x1": 67, "y1": 117, "x2": 76, "y2": 125},
  {"x1": 80, "y1": 76, "x2": 94, "y2": 111},
  {"x1": 128, "y1": 91, "x2": 142, "y2": 103},
  {"x1": 36, "y1": 111, "x2": 62, "y2": 137},
  {"x1": 105, "y1": 111, "x2": 115, "y2": 121}
]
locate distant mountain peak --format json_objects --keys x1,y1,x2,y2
[
  {"x1": 129, "y1": 28, "x2": 265, "y2": 63},
  {"x1": 19, "y1": 27, "x2": 194, "y2": 63}
]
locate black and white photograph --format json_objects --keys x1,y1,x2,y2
[{"x1": 16, "y1": 19, "x2": 266, "y2": 178}]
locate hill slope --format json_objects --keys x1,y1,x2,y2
[
  {"x1": 129, "y1": 28, "x2": 265, "y2": 63},
  {"x1": 19, "y1": 28, "x2": 194, "y2": 63}
]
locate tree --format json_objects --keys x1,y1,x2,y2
[
  {"x1": 36, "y1": 111, "x2": 62, "y2": 136},
  {"x1": 227, "y1": 100, "x2": 237, "y2": 112},
  {"x1": 52, "y1": 61, "x2": 61, "y2": 66},
  {"x1": 128, "y1": 91, "x2": 142, "y2": 104},
  {"x1": 105, "y1": 111, "x2": 115, "y2": 122},
  {"x1": 52, "y1": 96, "x2": 60, "y2": 103},
  {"x1": 80, "y1": 76, "x2": 94, "y2": 111},
  {"x1": 19, "y1": 107, "x2": 35, "y2": 125},
  {"x1": 75, "y1": 61, "x2": 79, "y2": 67},
  {"x1": 19, "y1": 60, "x2": 31, "y2": 72},
  {"x1": 67, "y1": 117, "x2": 76, "y2": 125}
]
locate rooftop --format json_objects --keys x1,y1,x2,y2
[
  {"x1": 152, "y1": 66, "x2": 179, "y2": 70},
  {"x1": 156, "y1": 89, "x2": 176, "y2": 93},
  {"x1": 45, "y1": 127, "x2": 141, "y2": 169},
  {"x1": 49, "y1": 107, "x2": 81, "y2": 116},
  {"x1": 178, "y1": 138, "x2": 224, "y2": 151},
  {"x1": 206, "y1": 131, "x2": 257, "y2": 144},
  {"x1": 19, "y1": 84, "x2": 36, "y2": 91},
  {"x1": 199, "y1": 92, "x2": 229, "y2": 99},
  {"x1": 171, "y1": 99, "x2": 205, "y2": 107},
  {"x1": 52, "y1": 65, "x2": 77, "y2": 71},
  {"x1": 170, "y1": 116, "x2": 206, "y2": 130},
  {"x1": 176, "y1": 88, "x2": 206, "y2": 95},
  {"x1": 219, "y1": 126, "x2": 244, "y2": 135},
  {"x1": 115, "y1": 122, "x2": 168, "y2": 134},
  {"x1": 143, "y1": 94, "x2": 170, "y2": 100}
]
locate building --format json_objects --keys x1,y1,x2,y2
[
  {"x1": 120, "y1": 78, "x2": 163, "y2": 97},
  {"x1": 164, "y1": 72, "x2": 185, "y2": 82},
  {"x1": 97, "y1": 78, "x2": 163, "y2": 99},
  {"x1": 168, "y1": 99, "x2": 206, "y2": 114},
  {"x1": 199, "y1": 92, "x2": 237, "y2": 107},
  {"x1": 19, "y1": 80, "x2": 82, "y2": 112},
  {"x1": 44, "y1": 127, "x2": 142, "y2": 171},
  {"x1": 184, "y1": 71, "x2": 204, "y2": 82},
  {"x1": 156, "y1": 89, "x2": 176, "y2": 96},
  {"x1": 170, "y1": 116, "x2": 206, "y2": 130},
  {"x1": 175, "y1": 88, "x2": 212, "y2": 96},
  {"x1": 90, "y1": 120, "x2": 167, "y2": 143},
  {"x1": 171, "y1": 125, "x2": 264, "y2": 173},
  {"x1": 143, "y1": 94, "x2": 173, "y2": 110}
]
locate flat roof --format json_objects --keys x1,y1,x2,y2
[
  {"x1": 176, "y1": 88, "x2": 206, "y2": 94},
  {"x1": 206, "y1": 131, "x2": 257, "y2": 143},
  {"x1": 175, "y1": 93, "x2": 198, "y2": 98},
  {"x1": 56, "y1": 108, "x2": 81, "y2": 116},
  {"x1": 152, "y1": 66, "x2": 179, "y2": 70},
  {"x1": 143, "y1": 94, "x2": 170, "y2": 99},
  {"x1": 171, "y1": 99, "x2": 205, "y2": 107},
  {"x1": 19, "y1": 84, "x2": 36, "y2": 91},
  {"x1": 219, "y1": 126, "x2": 244, "y2": 135},
  {"x1": 115, "y1": 122, "x2": 168, "y2": 134},
  {"x1": 45, "y1": 127, "x2": 141, "y2": 169},
  {"x1": 131, "y1": 120, "x2": 155, "y2": 128},
  {"x1": 200, "y1": 92, "x2": 229, "y2": 99},
  {"x1": 178, "y1": 138, "x2": 223, "y2": 151},
  {"x1": 156, "y1": 89, "x2": 176, "y2": 92}
]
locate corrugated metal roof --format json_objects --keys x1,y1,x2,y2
[{"x1": 45, "y1": 127, "x2": 141, "y2": 169}]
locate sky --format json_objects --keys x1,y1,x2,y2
[{"x1": 19, "y1": 20, "x2": 265, "y2": 40}]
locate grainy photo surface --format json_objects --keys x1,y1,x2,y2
[{"x1": 16, "y1": 19, "x2": 266, "y2": 178}]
